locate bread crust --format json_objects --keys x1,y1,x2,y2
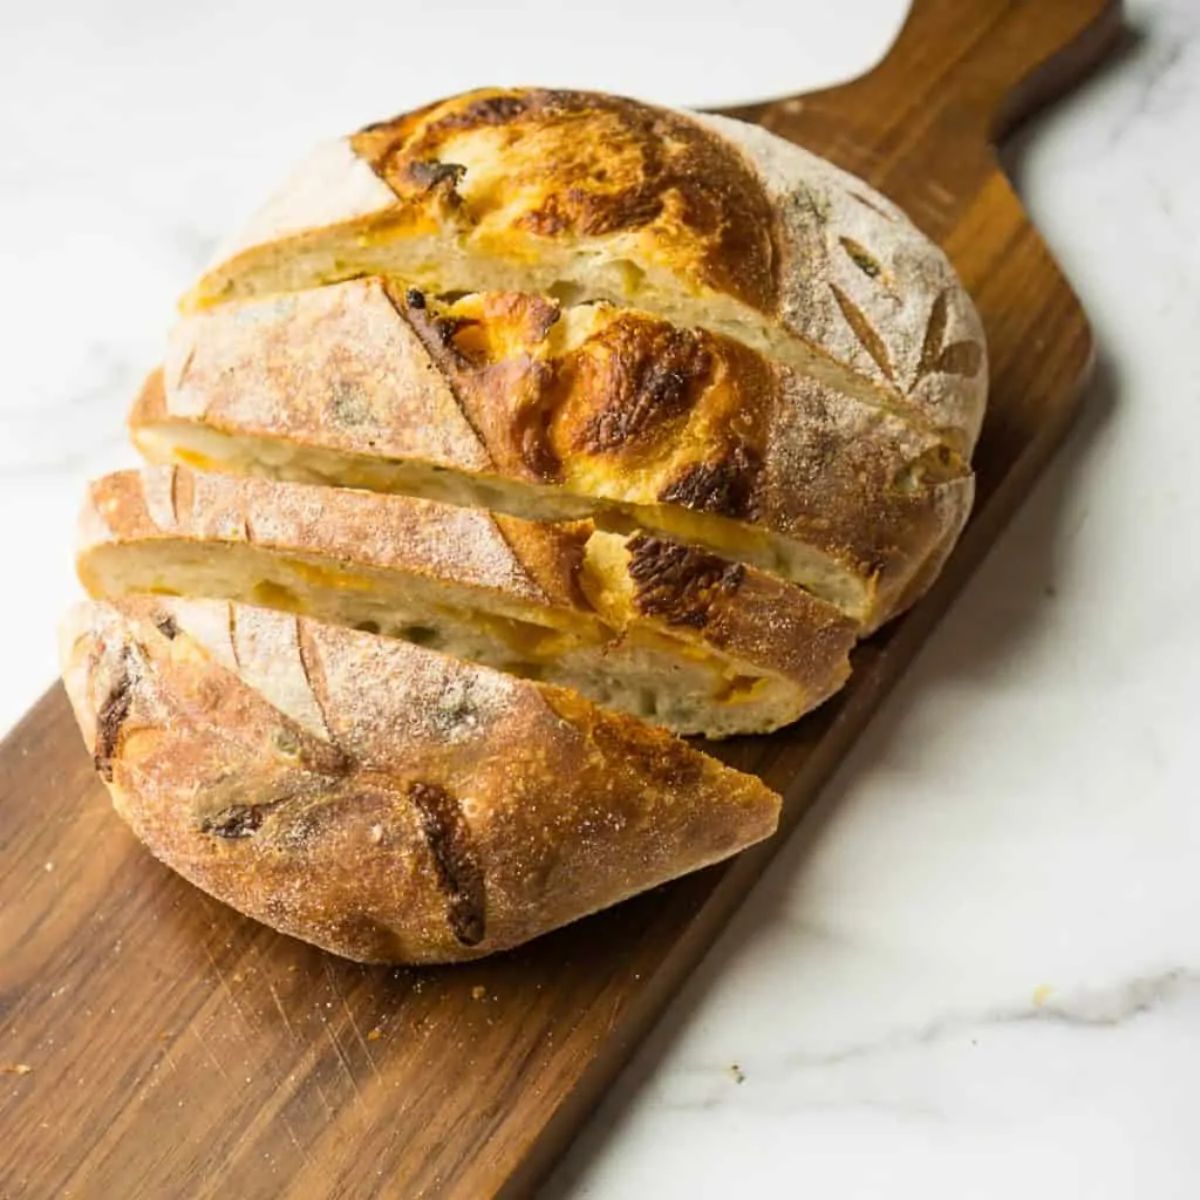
[
  {"x1": 59, "y1": 597, "x2": 780, "y2": 963},
  {"x1": 184, "y1": 87, "x2": 985, "y2": 452},
  {"x1": 57, "y1": 87, "x2": 991, "y2": 963},
  {"x1": 79, "y1": 467, "x2": 857, "y2": 730},
  {"x1": 142, "y1": 275, "x2": 974, "y2": 625}
]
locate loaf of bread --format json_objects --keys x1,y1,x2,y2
[
  {"x1": 61, "y1": 86, "x2": 987, "y2": 962},
  {"x1": 60, "y1": 597, "x2": 779, "y2": 962},
  {"x1": 79, "y1": 466, "x2": 855, "y2": 737}
]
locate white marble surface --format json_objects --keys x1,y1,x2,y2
[{"x1": 3, "y1": 0, "x2": 1199, "y2": 1195}]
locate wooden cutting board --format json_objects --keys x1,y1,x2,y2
[{"x1": 0, "y1": 2, "x2": 1122, "y2": 1195}]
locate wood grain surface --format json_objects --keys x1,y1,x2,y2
[{"x1": 0, "y1": 2, "x2": 1123, "y2": 1196}]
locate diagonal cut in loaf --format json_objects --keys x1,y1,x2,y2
[
  {"x1": 78, "y1": 467, "x2": 856, "y2": 737},
  {"x1": 135, "y1": 274, "x2": 973, "y2": 628}
]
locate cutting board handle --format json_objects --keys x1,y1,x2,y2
[
  {"x1": 719, "y1": 0, "x2": 1123, "y2": 242},
  {"x1": 854, "y1": 0, "x2": 1125, "y2": 138},
  {"x1": 723, "y1": 0, "x2": 1123, "y2": 188}
]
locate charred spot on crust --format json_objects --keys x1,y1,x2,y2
[
  {"x1": 408, "y1": 781, "x2": 486, "y2": 946},
  {"x1": 441, "y1": 92, "x2": 530, "y2": 130},
  {"x1": 93, "y1": 652, "x2": 134, "y2": 781},
  {"x1": 201, "y1": 805, "x2": 266, "y2": 839},
  {"x1": 405, "y1": 287, "x2": 426, "y2": 309},
  {"x1": 406, "y1": 159, "x2": 467, "y2": 194},
  {"x1": 574, "y1": 320, "x2": 712, "y2": 454},
  {"x1": 658, "y1": 447, "x2": 761, "y2": 519},
  {"x1": 626, "y1": 534, "x2": 745, "y2": 629},
  {"x1": 154, "y1": 614, "x2": 179, "y2": 640},
  {"x1": 405, "y1": 304, "x2": 483, "y2": 368}
]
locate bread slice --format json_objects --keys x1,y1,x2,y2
[
  {"x1": 59, "y1": 596, "x2": 780, "y2": 962},
  {"x1": 78, "y1": 467, "x2": 856, "y2": 738},
  {"x1": 135, "y1": 277, "x2": 974, "y2": 628},
  {"x1": 182, "y1": 88, "x2": 986, "y2": 454}
]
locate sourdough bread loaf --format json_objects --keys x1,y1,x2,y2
[{"x1": 61, "y1": 86, "x2": 988, "y2": 961}]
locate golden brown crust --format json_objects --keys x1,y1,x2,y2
[
  {"x1": 78, "y1": 467, "x2": 858, "y2": 727},
  {"x1": 59, "y1": 598, "x2": 780, "y2": 963},
  {"x1": 183, "y1": 87, "x2": 986, "y2": 451},
  {"x1": 62, "y1": 88, "x2": 993, "y2": 964},
  {"x1": 351, "y1": 88, "x2": 779, "y2": 313},
  {"x1": 614, "y1": 533, "x2": 853, "y2": 702},
  {"x1": 144, "y1": 278, "x2": 973, "y2": 625}
]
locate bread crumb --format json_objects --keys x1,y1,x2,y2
[
  {"x1": 367, "y1": 1027, "x2": 383, "y2": 1041},
  {"x1": 1032, "y1": 984, "x2": 1053, "y2": 1006},
  {"x1": 471, "y1": 985, "x2": 486, "y2": 1000},
  {"x1": 2, "y1": 1064, "x2": 32, "y2": 1076},
  {"x1": 728, "y1": 1064, "x2": 745, "y2": 1084},
  {"x1": 368, "y1": 824, "x2": 384, "y2": 844},
  {"x1": 44, "y1": 862, "x2": 54, "y2": 872}
]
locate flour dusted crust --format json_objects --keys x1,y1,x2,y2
[
  {"x1": 693, "y1": 112, "x2": 987, "y2": 448},
  {"x1": 184, "y1": 87, "x2": 986, "y2": 452},
  {"x1": 59, "y1": 597, "x2": 780, "y2": 963}
]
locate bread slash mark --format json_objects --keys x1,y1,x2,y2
[
  {"x1": 408, "y1": 782, "x2": 486, "y2": 946},
  {"x1": 94, "y1": 650, "x2": 135, "y2": 781},
  {"x1": 839, "y1": 236, "x2": 883, "y2": 279},
  {"x1": 830, "y1": 284, "x2": 894, "y2": 383},
  {"x1": 915, "y1": 289, "x2": 984, "y2": 385},
  {"x1": 154, "y1": 613, "x2": 180, "y2": 640},
  {"x1": 201, "y1": 805, "x2": 269, "y2": 839}
]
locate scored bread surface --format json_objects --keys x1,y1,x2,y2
[
  {"x1": 59, "y1": 597, "x2": 780, "y2": 963},
  {"x1": 60, "y1": 87, "x2": 989, "y2": 960}
]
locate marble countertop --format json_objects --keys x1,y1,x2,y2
[{"x1": 3, "y1": 0, "x2": 1199, "y2": 1194}]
